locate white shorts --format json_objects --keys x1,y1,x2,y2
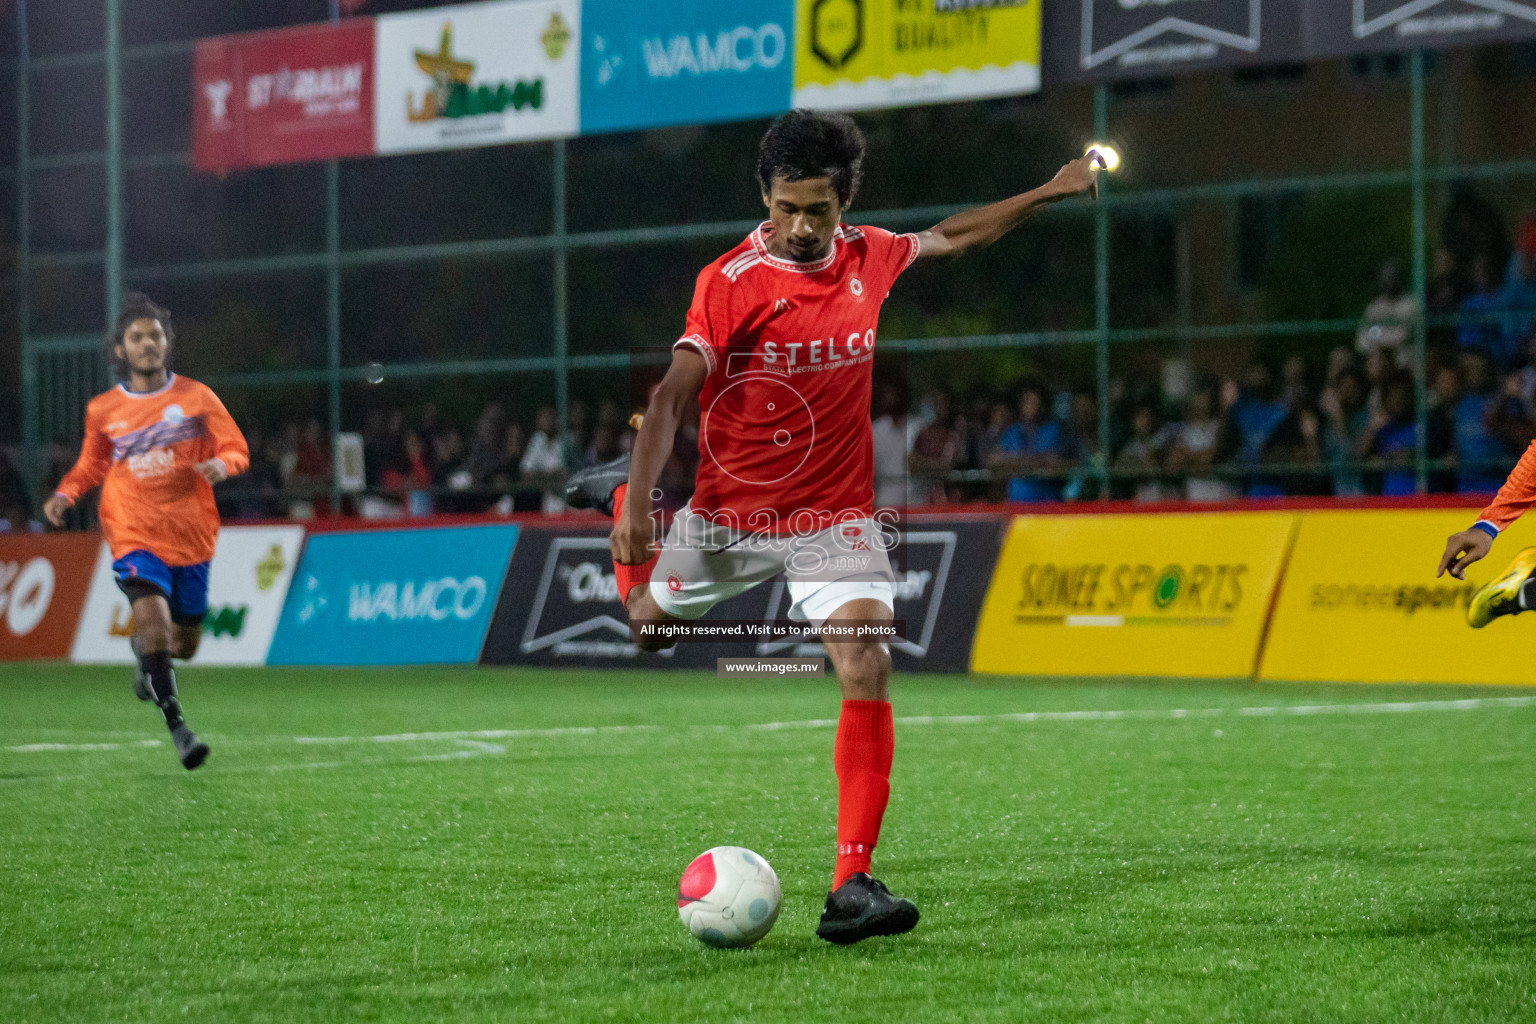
[{"x1": 649, "y1": 505, "x2": 896, "y2": 625}]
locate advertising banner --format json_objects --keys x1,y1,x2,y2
[
  {"x1": 1304, "y1": 0, "x2": 1536, "y2": 58},
  {"x1": 479, "y1": 525, "x2": 766, "y2": 668},
  {"x1": 71, "y1": 526, "x2": 306, "y2": 666},
  {"x1": 373, "y1": 0, "x2": 580, "y2": 155},
  {"x1": 752, "y1": 517, "x2": 1003, "y2": 673},
  {"x1": 1260, "y1": 510, "x2": 1536, "y2": 685},
  {"x1": 1046, "y1": 0, "x2": 1536, "y2": 84},
  {"x1": 793, "y1": 0, "x2": 1042, "y2": 112},
  {"x1": 269, "y1": 524, "x2": 519, "y2": 665},
  {"x1": 480, "y1": 517, "x2": 1002, "y2": 672},
  {"x1": 581, "y1": 0, "x2": 794, "y2": 134},
  {"x1": 971, "y1": 512, "x2": 1295, "y2": 678},
  {"x1": 194, "y1": 19, "x2": 375, "y2": 173},
  {"x1": 1044, "y1": 0, "x2": 1301, "y2": 83},
  {"x1": 0, "y1": 534, "x2": 99, "y2": 661}
]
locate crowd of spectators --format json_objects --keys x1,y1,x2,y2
[
  {"x1": 210, "y1": 397, "x2": 636, "y2": 521},
  {"x1": 4, "y1": 200, "x2": 1535, "y2": 528}
]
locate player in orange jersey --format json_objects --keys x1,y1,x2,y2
[
  {"x1": 1438, "y1": 439, "x2": 1536, "y2": 627},
  {"x1": 44, "y1": 294, "x2": 249, "y2": 769}
]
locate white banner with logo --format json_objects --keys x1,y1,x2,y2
[
  {"x1": 70, "y1": 526, "x2": 306, "y2": 666},
  {"x1": 374, "y1": 0, "x2": 580, "y2": 155}
]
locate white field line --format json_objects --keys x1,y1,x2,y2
[
  {"x1": 6, "y1": 696, "x2": 1536, "y2": 756},
  {"x1": 292, "y1": 724, "x2": 660, "y2": 745},
  {"x1": 746, "y1": 695, "x2": 1536, "y2": 730},
  {"x1": 6, "y1": 739, "x2": 164, "y2": 752}
]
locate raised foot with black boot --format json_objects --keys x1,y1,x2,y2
[
  {"x1": 564, "y1": 453, "x2": 631, "y2": 516},
  {"x1": 816, "y1": 873, "x2": 919, "y2": 945},
  {"x1": 171, "y1": 723, "x2": 209, "y2": 770}
]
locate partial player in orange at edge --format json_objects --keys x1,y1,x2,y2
[{"x1": 1438, "y1": 438, "x2": 1536, "y2": 627}]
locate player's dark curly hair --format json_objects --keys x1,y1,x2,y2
[
  {"x1": 756, "y1": 109, "x2": 866, "y2": 208},
  {"x1": 108, "y1": 292, "x2": 174, "y2": 378}
]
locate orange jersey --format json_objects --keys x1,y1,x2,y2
[
  {"x1": 1477, "y1": 439, "x2": 1536, "y2": 534},
  {"x1": 56, "y1": 374, "x2": 249, "y2": 565}
]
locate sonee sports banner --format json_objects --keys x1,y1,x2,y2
[
  {"x1": 1260, "y1": 509, "x2": 1536, "y2": 686},
  {"x1": 971, "y1": 511, "x2": 1295, "y2": 679}
]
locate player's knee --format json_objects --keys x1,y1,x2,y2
[
  {"x1": 630, "y1": 617, "x2": 676, "y2": 653},
  {"x1": 626, "y1": 590, "x2": 677, "y2": 652},
  {"x1": 173, "y1": 628, "x2": 202, "y2": 661},
  {"x1": 134, "y1": 617, "x2": 173, "y2": 652},
  {"x1": 834, "y1": 640, "x2": 890, "y2": 698}
]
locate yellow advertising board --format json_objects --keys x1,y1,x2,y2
[
  {"x1": 971, "y1": 512, "x2": 1296, "y2": 678},
  {"x1": 793, "y1": 0, "x2": 1041, "y2": 112},
  {"x1": 1260, "y1": 510, "x2": 1536, "y2": 685}
]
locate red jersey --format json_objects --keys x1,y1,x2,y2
[
  {"x1": 674, "y1": 222, "x2": 919, "y2": 531},
  {"x1": 56, "y1": 374, "x2": 250, "y2": 565}
]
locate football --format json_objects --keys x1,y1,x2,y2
[{"x1": 676, "y1": 846, "x2": 782, "y2": 948}]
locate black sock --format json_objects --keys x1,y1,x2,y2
[
  {"x1": 139, "y1": 650, "x2": 183, "y2": 729},
  {"x1": 1519, "y1": 579, "x2": 1536, "y2": 611}
]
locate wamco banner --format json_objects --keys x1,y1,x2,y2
[
  {"x1": 972, "y1": 511, "x2": 1295, "y2": 678},
  {"x1": 269, "y1": 524, "x2": 519, "y2": 665},
  {"x1": 0, "y1": 534, "x2": 99, "y2": 661},
  {"x1": 1261, "y1": 509, "x2": 1536, "y2": 685},
  {"x1": 374, "y1": 0, "x2": 581, "y2": 155},
  {"x1": 581, "y1": 0, "x2": 794, "y2": 134},
  {"x1": 71, "y1": 526, "x2": 306, "y2": 667},
  {"x1": 794, "y1": 0, "x2": 1042, "y2": 111},
  {"x1": 480, "y1": 517, "x2": 1001, "y2": 672}
]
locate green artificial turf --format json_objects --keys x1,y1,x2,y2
[{"x1": 1, "y1": 663, "x2": 1533, "y2": 1023}]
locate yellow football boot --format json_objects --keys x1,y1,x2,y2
[{"x1": 1467, "y1": 546, "x2": 1536, "y2": 628}]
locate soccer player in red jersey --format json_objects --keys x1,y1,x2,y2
[
  {"x1": 567, "y1": 110, "x2": 1102, "y2": 942},
  {"x1": 44, "y1": 294, "x2": 249, "y2": 769}
]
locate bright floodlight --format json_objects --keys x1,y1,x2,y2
[{"x1": 1086, "y1": 143, "x2": 1121, "y2": 172}]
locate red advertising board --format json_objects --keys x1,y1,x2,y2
[
  {"x1": 194, "y1": 19, "x2": 375, "y2": 173},
  {"x1": 0, "y1": 534, "x2": 100, "y2": 661}
]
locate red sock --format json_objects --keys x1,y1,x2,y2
[
  {"x1": 611, "y1": 483, "x2": 657, "y2": 605},
  {"x1": 832, "y1": 699, "x2": 894, "y2": 889}
]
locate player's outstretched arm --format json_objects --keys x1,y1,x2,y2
[
  {"x1": 914, "y1": 152, "x2": 1103, "y2": 260},
  {"x1": 46, "y1": 405, "x2": 112, "y2": 527},
  {"x1": 1438, "y1": 438, "x2": 1536, "y2": 578},
  {"x1": 613, "y1": 349, "x2": 707, "y2": 566}
]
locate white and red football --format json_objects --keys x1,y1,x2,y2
[{"x1": 676, "y1": 846, "x2": 781, "y2": 948}]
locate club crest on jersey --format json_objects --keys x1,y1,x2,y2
[
  {"x1": 667, "y1": 573, "x2": 684, "y2": 594},
  {"x1": 849, "y1": 277, "x2": 864, "y2": 297},
  {"x1": 162, "y1": 404, "x2": 185, "y2": 425}
]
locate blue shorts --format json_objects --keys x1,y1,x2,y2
[{"x1": 113, "y1": 550, "x2": 211, "y2": 626}]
